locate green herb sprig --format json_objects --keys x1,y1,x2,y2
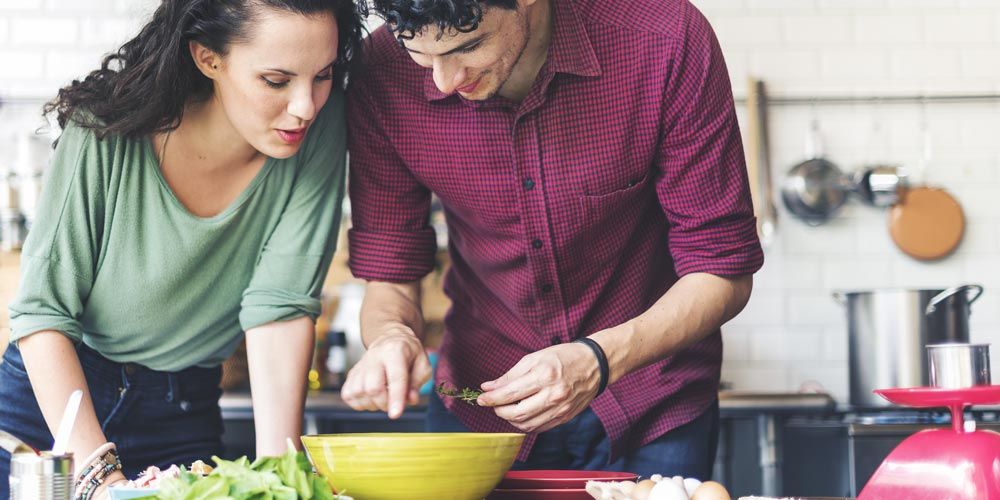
[{"x1": 436, "y1": 383, "x2": 483, "y2": 405}]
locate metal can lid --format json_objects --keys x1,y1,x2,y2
[{"x1": 10, "y1": 452, "x2": 73, "y2": 476}]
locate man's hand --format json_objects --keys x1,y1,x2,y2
[
  {"x1": 477, "y1": 342, "x2": 601, "y2": 433},
  {"x1": 341, "y1": 326, "x2": 432, "y2": 419}
]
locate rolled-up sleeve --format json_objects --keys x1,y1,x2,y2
[
  {"x1": 346, "y1": 62, "x2": 436, "y2": 283},
  {"x1": 656, "y1": 4, "x2": 763, "y2": 277},
  {"x1": 8, "y1": 122, "x2": 105, "y2": 345},
  {"x1": 239, "y1": 93, "x2": 347, "y2": 331}
]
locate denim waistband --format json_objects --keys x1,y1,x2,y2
[{"x1": 74, "y1": 343, "x2": 222, "y2": 390}]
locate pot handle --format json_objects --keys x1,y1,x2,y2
[{"x1": 925, "y1": 284, "x2": 984, "y2": 316}]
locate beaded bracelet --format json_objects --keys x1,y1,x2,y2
[{"x1": 74, "y1": 443, "x2": 122, "y2": 500}]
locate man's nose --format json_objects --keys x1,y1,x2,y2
[{"x1": 432, "y1": 59, "x2": 467, "y2": 94}]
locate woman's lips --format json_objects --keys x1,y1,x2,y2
[{"x1": 276, "y1": 127, "x2": 306, "y2": 145}]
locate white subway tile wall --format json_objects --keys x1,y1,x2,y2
[
  {"x1": 0, "y1": 0, "x2": 997, "y2": 402},
  {"x1": 693, "y1": 0, "x2": 1000, "y2": 401}
]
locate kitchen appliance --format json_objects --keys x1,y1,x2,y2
[
  {"x1": 858, "y1": 343, "x2": 1000, "y2": 499},
  {"x1": 834, "y1": 285, "x2": 983, "y2": 407}
]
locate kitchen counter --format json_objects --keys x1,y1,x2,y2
[
  {"x1": 220, "y1": 389, "x2": 836, "y2": 498},
  {"x1": 220, "y1": 389, "x2": 837, "y2": 416}
]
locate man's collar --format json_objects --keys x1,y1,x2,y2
[{"x1": 423, "y1": 0, "x2": 601, "y2": 102}]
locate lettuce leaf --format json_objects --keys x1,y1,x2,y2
[{"x1": 150, "y1": 446, "x2": 343, "y2": 500}]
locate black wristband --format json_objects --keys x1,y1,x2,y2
[{"x1": 573, "y1": 337, "x2": 609, "y2": 396}]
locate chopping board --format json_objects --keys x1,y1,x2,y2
[{"x1": 888, "y1": 186, "x2": 964, "y2": 260}]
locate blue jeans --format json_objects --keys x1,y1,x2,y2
[
  {"x1": 426, "y1": 393, "x2": 719, "y2": 479},
  {"x1": 0, "y1": 344, "x2": 224, "y2": 500}
]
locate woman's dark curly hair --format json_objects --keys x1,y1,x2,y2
[
  {"x1": 360, "y1": 0, "x2": 517, "y2": 41},
  {"x1": 44, "y1": 0, "x2": 365, "y2": 139}
]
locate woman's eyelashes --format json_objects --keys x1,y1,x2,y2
[
  {"x1": 260, "y1": 70, "x2": 334, "y2": 89},
  {"x1": 262, "y1": 76, "x2": 288, "y2": 89}
]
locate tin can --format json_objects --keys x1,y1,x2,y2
[{"x1": 9, "y1": 451, "x2": 73, "y2": 500}]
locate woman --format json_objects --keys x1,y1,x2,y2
[{"x1": 0, "y1": 0, "x2": 363, "y2": 498}]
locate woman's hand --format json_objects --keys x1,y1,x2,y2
[
  {"x1": 89, "y1": 471, "x2": 127, "y2": 500},
  {"x1": 477, "y1": 342, "x2": 601, "y2": 433},
  {"x1": 341, "y1": 326, "x2": 432, "y2": 419}
]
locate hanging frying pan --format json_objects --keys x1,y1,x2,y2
[
  {"x1": 781, "y1": 116, "x2": 850, "y2": 225},
  {"x1": 888, "y1": 118, "x2": 964, "y2": 260}
]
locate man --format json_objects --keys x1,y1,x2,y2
[{"x1": 342, "y1": 0, "x2": 763, "y2": 477}]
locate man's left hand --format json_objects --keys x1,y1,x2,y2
[{"x1": 477, "y1": 341, "x2": 602, "y2": 433}]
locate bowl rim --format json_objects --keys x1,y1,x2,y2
[
  {"x1": 302, "y1": 432, "x2": 525, "y2": 439},
  {"x1": 503, "y1": 470, "x2": 639, "y2": 480},
  {"x1": 491, "y1": 487, "x2": 590, "y2": 492}
]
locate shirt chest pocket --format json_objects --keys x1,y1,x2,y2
[
  {"x1": 574, "y1": 149, "x2": 651, "y2": 197},
  {"x1": 578, "y1": 169, "x2": 653, "y2": 218}
]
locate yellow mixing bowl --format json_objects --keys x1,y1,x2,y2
[{"x1": 301, "y1": 432, "x2": 524, "y2": 500}]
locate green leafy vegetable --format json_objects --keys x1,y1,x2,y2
[
  {"x1": 436, "y1": 382, "x2": 483, "y2": 405},
  {"x1": 147, "y1": 443, "x2": 345, "y2": 500}
]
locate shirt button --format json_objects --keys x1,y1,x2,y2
[
  {"x1": 523, "y1": 178, "x2": 535, "y2": 191},
  {"x1": 550, "y1": 336, "x2": 561, "y2": 346},
  {"x1": 541, "y1": 283, "x2": 553, "y2": 294},
  {"x1": 531, "y1": 239, "x2": 543, "y2": 249}
]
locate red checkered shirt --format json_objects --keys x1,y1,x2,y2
[{"x1": 347, "y1": 0, "x2": 764, "y2": 461}]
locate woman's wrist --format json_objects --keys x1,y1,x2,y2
[{"x1": 74, "y1": 442, "x2": 123, "y2": 500}]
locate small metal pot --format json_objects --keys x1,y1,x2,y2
[
  {"x1": 834, "y1": 284, "x2": 984, "y2": 407},
  {"x1": 927, "y1": 343, "x2": 991, "y2": 389},
  {"x1": 852, "y1": 165, "x2": 909, "y2": 207}
]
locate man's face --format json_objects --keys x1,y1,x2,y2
[{"x1": 399, "y1": 5, "x2": 530, "y2": 100}]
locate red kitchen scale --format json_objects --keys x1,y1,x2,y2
[{"x1": 858, "y1": 384, "x2": 1000, "y2": 500}]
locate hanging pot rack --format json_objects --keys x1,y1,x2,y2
[{"x1": 734, "y1": 92, "x2": 1000, "y2": 106}]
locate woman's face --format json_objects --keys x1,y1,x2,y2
[{"x1": 202, "y1": 8, "x2": 340, "y2": 159}]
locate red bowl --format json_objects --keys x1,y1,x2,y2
[
  {"x1": 497, "y1": 470, "x2": 639, "y2": 490},
  {"x1": 487, "y1": 488, "x2": 592, "y2": 500}
]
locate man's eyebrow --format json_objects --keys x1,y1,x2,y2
[{"x1": 403, "y1": 35, "x2": 487, "y2": 56}]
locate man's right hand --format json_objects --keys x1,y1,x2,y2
[{"x1": 341, "y1": 327, "x2": 432, "y2": 419}]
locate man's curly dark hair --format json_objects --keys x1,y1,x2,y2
[{"x1": 362, "y1": 0, "x2": 518, "y2": 40}]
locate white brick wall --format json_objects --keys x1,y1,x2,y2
[
  {"x1": 0, "y1": 0, "x2": 998, "y2": 403},
  {"x1": 693, "y1": 0, "x2": 1000, "y2": 401}
]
